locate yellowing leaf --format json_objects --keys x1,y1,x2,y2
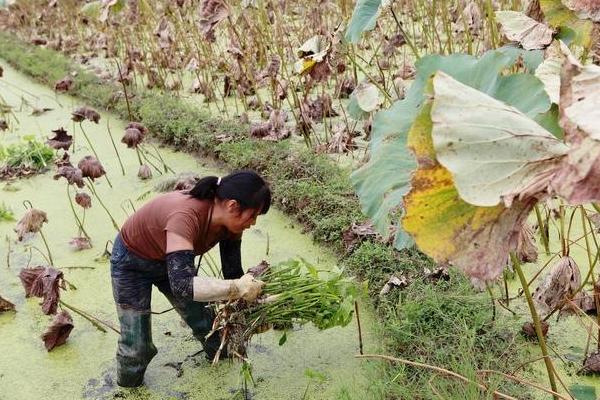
[
  {"x1": 402, "y1": 93, "x2": 537, "y2": 284},
  {"x1": 541, "y1": 0, "x2": 594, "y2": 48}
]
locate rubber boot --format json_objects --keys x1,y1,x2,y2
[
  {"x1": 115, "y1": 306, "x2": 158, "y2": 387},
  {"x1": 177, "y1": 301, "x2": 223, "y2": 360}
]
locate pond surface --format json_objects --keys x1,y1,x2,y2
[{"x1": 0, "y1": 62, "x2": 381, "y2": 400}]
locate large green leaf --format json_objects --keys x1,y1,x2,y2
[
  {"x1": 344, "y1": 0, "x2": 381, "y2": 43},
  {"x1": 431, "y1": 72, "x2": 568, "y2": 207},
  {"x1": 351, "y1": 49, "x2": 550, "y2": 249}
]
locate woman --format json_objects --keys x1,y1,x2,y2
[{"x1": 110, "y1": 170, "x2": 270, "y2": 387}]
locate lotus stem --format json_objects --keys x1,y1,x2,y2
[
  {"x1": 106, "y1": 118, "x2": 126, "y2": 176},
  {"x1": 38, "y1": 229, "x2": 53, "y2": 266},
  {"x1": 355, "y1": 353, "x2": 518, "y2": 400},
  {"x1": 79, "y1": 122, "x2": 113, "y2": 188},
  {"x1": 580, "y1": 206, "x2": 600, "y2": 351},
  {"x1": 535, "y1": 205, "x2": 550, "y2": 256},
  {"x1": 511, "y1": 253, "x2": 559, "y2": 399},
  {"x1": 59, "y1": 300, "x2": 120, "y2": 334},
  {"x1": 145, "y1": 142, "x2": 175, "y2": 173},
  {"x1": 66, "y1": 185, "x2": 91, "y2": 240},
  {"x1": 355, "y1": 301, "x2": 363, "y2": 355},
  {"x1": 85, "y1": 180, "x2": 120, "y2": 231},
  {"x1": 115, "y1": 60, "x2": 133, "y2": 121}
]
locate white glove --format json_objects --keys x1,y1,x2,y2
[{"x1": 192, "y1": 273, "x2": 265, "y2": 302}]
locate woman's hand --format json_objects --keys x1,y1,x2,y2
[{"x1": 232, "y1": 273, "x2": 265, "y2": 302}]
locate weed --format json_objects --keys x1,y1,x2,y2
[
  {"x1": 0, "y1": 135, "x2": 55, "y2": 172},
  {"x1": 0, "y1": 202, "x2": 15, "y2": 222}
]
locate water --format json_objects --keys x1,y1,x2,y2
[{"x1": 0, "y1": 62, "x2": 381, "y2": 400}]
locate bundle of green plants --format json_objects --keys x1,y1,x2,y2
[
  {"x1": 209, "y1": 258, "x2": 360, "y2": 363},
  {"x1": 0, "y1": 135, "x2": 54, "y2": 177}
]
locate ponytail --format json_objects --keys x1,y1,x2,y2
[
  {"x1": 188, "y1": 176, "x2": 219, "y2": 199},
  {"x1": 188, "y1": 170, "x2": 271, "y2": 214}
]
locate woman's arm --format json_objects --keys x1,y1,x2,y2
[{"x1": 166, "y1": 231, "x2": 263, "y2": 303}]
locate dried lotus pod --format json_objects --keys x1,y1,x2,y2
[
  {"x1": 71, "y1": 106, "x2": 100, "y2": 123},
  {"x1": 121, "y1": 127, "x2": 143, "y2": 148},
  {"x1": 125, "y1": 121, "x2": 148, "y2": 136},
  {"x1": 75, "y1": 192, "x2": 92, "y2": 208},
  {"x1": 54, "y1": 76, "x2": 73, "y2": 92},
  {"x1": 14, "y1": 209, "x2": 48, "y2": 241},
  {"x1": 138, "y1": 164, "x2": 152, "y2": 180},
  {"x1": 77, "y1": 156, "x2": 106, "y2": 180}
]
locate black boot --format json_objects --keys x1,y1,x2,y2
[{"x1": 115, "y1": 306, "x2": 158, "y2": 387}]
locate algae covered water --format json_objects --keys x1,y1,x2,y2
[{"x1": 0, "y1": 62, "x2": 380, "y2": 400}]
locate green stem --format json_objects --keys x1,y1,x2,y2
[
  {"x1": 106, "y1": 118, "x2": 126, "y2": 176},
  {"x1": 511, "y1": 253, "x2": 559, "y2": 399},
  {"x1": 38, "y1": 229, "x2": 53, "y2": 266},
  {"x1": 535, "y1": 205, "x2": 550, "y2": 256},
  {"x1": 79, "y1": 122, "x2": 113, "y2": 188},
  {"x1": 59, "y1": 300, "x2": 120, "y2": 334},
  {"x1": 66, "y1": 184, "x2": 91, "y2": 240},
  {"x1": 580, "y1": 207, "x2": 600, "y2": 351},
  {"x1": 86, "y1": 180, "x2": 120, "y2": 231}
]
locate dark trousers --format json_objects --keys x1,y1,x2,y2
[{"x1": 110, "y1": 234, "x2": 219, "y2": 387}]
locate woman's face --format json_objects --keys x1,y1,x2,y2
[{"x1": 225, "y1": 205, "x2": 260, "y2": 234}]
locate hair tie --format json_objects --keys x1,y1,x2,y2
[{"x1": 216, "y1": 177, "x2": 222, "y2": 186}]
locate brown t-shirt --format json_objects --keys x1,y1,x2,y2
[{"x1": 120, "y1": 191, "x2": 235, "y2": 260}]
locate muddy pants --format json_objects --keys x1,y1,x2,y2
[{"x1": 110, "y1": 233, "x2": 220, "y2": 387}]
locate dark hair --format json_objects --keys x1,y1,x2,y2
[{"x1": 188, "y1": 170, "x2": 271, "y2": 214}]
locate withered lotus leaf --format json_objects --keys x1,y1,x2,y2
[
  {"x1": 197, "y1": 0, "x2": 230, "y2": 42},
  {"x1": 54, "y1": 166, "x2": 84, "y2": 188},
  {"x1": 14, "y1": 209, "x2": 48, "y2": 241},
  {"x1": 582, "y1": 351, "x2": 600, "y2": 374},
  {"x1": 41, "y1": 311, "x2": 74, "y2": 351},
  {"x1": 18, "y1": 266, "x2": 65, "y2": 315},
  {"x1": 138, "y1": 164, "x2": 152, "y2": 180},
  {"x1": 54, "y1": 152, "x2": 72, "y2": 168},
  {"x1": 121, "y1": 127, "x2": 143, "y2": 148},
  {"x1": 46, "y1": 128, "x2": 73, "y2": 151},
  {"x1": 521, "y1": 320, "x2": 549, "y2": 339},
  {"x1": 0, "y1": 295, "x2": 15, "y2": 313},
  {"x1": 72, "y1": 106, "x2": 101, "y2": 124},
  {"x1": 75, "y1": 192, "x2": 92, "y2": 208},
  {"x1": 78, "y1": 156, "x2": 106, "y2": 180},
  {"x1": 533, "y1": 256, "x2": 581, "y2": 314},
  {"x1": 69, "y1": 237, "x2": 92, "y2": 251},
  {"x1": 55, "y1": 76, "x2": 73, "y2": 92},
  {"x1": 516, "y1": 223, "x2": 538, "y2": 264}
]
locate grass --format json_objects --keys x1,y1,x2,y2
[
  {"x1": 0, "y1": 202, "x2": 15, "y2": 222},
  {"x1": 0, "y1": 33, "x2": 534, "y2": 399},
  {"x1": 0, "y1": 135, "x2": 55, "y2": 171}
]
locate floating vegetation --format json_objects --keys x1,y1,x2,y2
[{"x1": 0, "y1": 136, "x2": 55, "y2": 179}]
